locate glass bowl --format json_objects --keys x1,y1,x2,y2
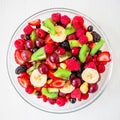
[{"x1": 7, "y1": 8, "x2": 113, "y2": 114}]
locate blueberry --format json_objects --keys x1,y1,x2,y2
[
  {"x1": 91, "y1": 31, "x2": 101, "y2": 42},
  {"x1": 70, "y1": 73, "x2": 77, "y2": 80},
  {"x1": 24, "y1": 34, "x2": 30, "y2": 40},
  {"x1": 87, "y1": 25, "x2": 93, "y2": 32},
  {"x1": 32, "y1": 47, "x2": 38, "y2": 53},
  {"x1": 35, "y1": 91, "x2": 41, "y2": 96},
  {"x1": 36, "y1": 25, "x2": 41, "y2": 29},
  {"x1": 60, "y1": 41, "x2": 70, "y2": 51},
  {"x1": 96, "y1": 50, "x2": 102, "y2": 55},
  {"x1": 69, "y1": 97, "x2": 76, "y2": 103},
  {"x1": 15, "y1": 65, "x2": 27, "y2": 74}
]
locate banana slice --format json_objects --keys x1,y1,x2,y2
[
  {"x1": 50, "y1": 25, "x2": 66, "y2": 43},
  {"x1": 30, "y1": 69, "x2": 47, "y2": 87},
  {"x1": 60, "y1": 81, "x2": 75, "y2": 94},
  {"x1": 81, "y1": 68, "x2": 99, "y2": 83}
]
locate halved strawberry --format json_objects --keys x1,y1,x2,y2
[
  {"x1": 88, "y1": 42, "x2": 95, "y2": 49},
  {"x1": 97, "y1": 51, "x2": 111, "y2": 62},
  {"x1": 28, "y1": 19, "x2": 41, "y2": 26},
  {"x1": 17, "y1": 75, "x2": 30, "y2": 88},
  {"x1": 46, "y1": 57, "x2": 57, "y2": 69},
  {"x1": 44, "y1": 34, "x2": 54, "y2": 44},
  {"x1": 14, "y1": 49, "x2": 25, "y2": 65},
  {"x1": 51, "y1": 79, "x2": 65, "y2": 88}
]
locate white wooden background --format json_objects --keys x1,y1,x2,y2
[{"x1": 0, "y1": 0, "x2": 120, "y2": 120}]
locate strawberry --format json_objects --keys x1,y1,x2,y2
[
  {"x1": 46, "y1": 58, "x2": 57, "y2": 69},
  {"x1": 51, "y1": 79, "x2": 65, "y2": 88},
  {"x1": 88, "y1": 42, "x2": 95, "y2": 49},
  {"x1": 97, "y1": 51, "x2": 111, "y2": 62},
  {"x1": 28, "y1": 19, "x2": 41, "y2": 26},
  {"x1": 44, "y1": 34, "x2": 54, "y2": 44},
  {"x1": 14, "y1": 49, "x2": 25, "y2": 65},
  {"x1": 17, "y1": 75, "x2": 30, "y2": 88}
]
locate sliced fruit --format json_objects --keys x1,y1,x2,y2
[
  {"x1": 81, "y1": 68, "x2": 99, "y2": 83},
  {"x1": 28, "y1": 19, "x2": 41, "y2": 26},
  {"x1": 30, "y1": 69, "x2": 47, "y2": 87},
  {"x1": 14, "y1": 49, "x2": 25, "y2": 65},
  {"x1": 51, "y1": 79, "x2": 65, "y2": 88},
  {"x1": 90, "y1": 39, "x2": 105, "y2": 56},
  {"x1": 59, "y1": 52, "x2": 71, "y2": 62},
  {"x1": 65, "y1": 23, "x2": 76, "y2": 35},
  {"x1": 54, "y1": 68, "x2": 71, "y2": 80},
  {"x1": 80, "y1": 82, "x2": 89, "y2": 94},
  {"x1": 60, "y1": 81, "x2": 75, "y2": 94},
  {"x1": 79, "y1": 44, "x2": 89, "y2": 63},
  {"x1": 44, "y1": 34, "x2": 54, "y2": 44},
  {"x1": 46, "y1": 57, "x2": 57, "y2": 69},
  {"x1": 43, "y1": 18, "x2": 56, "y2": 35},
  {"x1": 31, "y1": 47, "x2": 46, "y2": 61},
  {"x1": 50, "y1": 25, "x2": 66, "y2": 43},
  {"x1": 30, "y1": 30, "x2": 37, "y2": 42},
  {"x1": 42, "y1": 87, "x2": 58, "y2": 99},
  {"x1": 97, "y1": 51, "x2": 111, "y2": 62},
  {"x1": 71, "y1": 88, "x2": 81, "y2": 99},
  {"x1": 41, "y1": 23, "x2": 49, "y2": 32},
  {"x1": 68, "y1": 40, "x2": 82, "y2": 48},
  {"x1": 86, "y1": 32, "x2": 93, "y2": 42},
  {"x1": 27, "y1": 62, "x2": 41, "y2": 75},
  {"x1": 17, "y1": 75, "x2": 30, "y2": 88},
  {"x1": 48, "y1": 88, "x2": 59, "y2": 93},
  {"x1": 88, "y1": 42, "x2": 95, "y2": 49}
]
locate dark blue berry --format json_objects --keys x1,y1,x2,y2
[
  {"x1": 15, "y1": 65, "x2": 27, "y2": 74},
  {"x1": 70, "y1": 97, "x2": 76, "y2": 103},
  {"x1": 60, "y1": 41, "x2": 70, "y2": 51},
  {"x1": 91, "y1": 31, "x2": 101, "y2": 42},
  {"x1": 24, "y1": 34, "x2": 30, "y2": 40},
  {"x1": 87, "y1": 25, "x2": 93, "y2": 32}
]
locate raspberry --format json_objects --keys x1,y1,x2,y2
[
  {"x1": 48, "y1": 98, "x2": 56, "y2": 105},
  {"x1": 36, "y1": 28, "x2": 46, "y2": 38},
  {"x1": 66, "y1": 58, "x2": 81, "y2": 71},
  {"x1": 72, "y1": 16, "x2": 84, "y2": 29},
  {"x1": 76, "y1": 28, "x2": 84, "y2": 38},
  {"x1": 61, "y1": 15, "x2": 71, "y2": 26},
  {"x1": 67, "y1": 34, "x2": 76, "y2": 40},
  {"x1": 25, "y1": 85, "x2": 34, "y2": 94},
  {"x1": 51, "y1": 13, "x2": 61, "y2": 22},
  {"x1": 81, "y1": 93, "x2": 89, "y2": 100},
  {"x1": 56, "y1": 97, "x2": 66, "y2": 107},
  {"x1": 14, "y1": 39, "x2": 25, "y2": 49},
  {"x1": 23, "y1": 25, "x2": 33, "y2": 34},
  {"x1": 71, "y1": 47, "x2": 80, "y2": 56},
  {"x1": 97, "y1": 63, "x2": 105, "y2": 73},
  {"x1": 71, "y1": 88, "x2": 81, "y2": 99},
  {"x1": 44, "y1": 44, "x2": 54, "y2": 54},
  {"x1": 85, "y1": 55, "x2": 93, "y2": 63},
  {"x1": 85, "y1": 62, "x2": 97, "y2": 69},
  {"x1": 79, "y1": 35, "x2": 88, "y2": 44},
  {"x1": 57, "y1": 47, "x2": 66, "y2": 55}
]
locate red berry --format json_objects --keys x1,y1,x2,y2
[
  {"x1": 85, "y1": 62, "x2": 97, "y2": 69},
  {"x1": 88, "y1": 83, "x2": 98, "y2": 93},
  {"x1": 97, "y1": 63, "x2": 105, "y2": 73},
  {"x1": 61, "y1": 15, "x2": 71, "y2": 26},
  {"x1": 57, "y1": 47, "x2": 66, "y2": 55},
  {"x1": 23, "y1": 25, "x2": 33, "y2": 34},
  {"x1": 81, "y1": 93, "x2": 89, "y2": 100},
  {"x1": 49, "y1": 53, "x2": 59, "y2": 63},
  {"x1": 48, "y1": 98, "x2": 56, "y2": 105},
  {"x1": 72, "y1": 16, "x2": 84, "y2": 29},
  {"x1": 66, "y1": 58, "x2": 81, "y2": 71},
  {"x1": 20, "y1": 34, "x2": 25, "y2": 39},
  {"x1": 70, "y1": 77, "x2": 81, "y2": 88},
  {"x1": 44, "y1": 44, "x2": 54, "y2": 54},
  {"x1": 36, "y1": 28, "x2": 46, "y2": 38},
  {"x1": 67, "y1": 34, "x2": 76, "y2": 40},
  {"x1": 71, "y1": 88, "x2": 81, "y2": 99},
  {"x1": 14, "y1": 39, "x2": 25, "y2": 49},
  {"x1": 56, "y1": 97, "x2": 66, "y2": 107},
  {"x1": 21, "y1": 50, "x2": 32, "y2": 62},
  {"x1": 79, "y1": 35, "x2": 88, "y2": 44},
  {"x1": 71, "y1": 47, "x2": 80, "y2": 56},
  {"x1": 28, "y1": 19, "x2": 41, "y2": 26},
  {"x1": 35, "y1": 38, "x2": 44, "y2": 48},
  {"x1": 38, "y1": 63, "x2": 49, "y2": 74},
  {"x1": 76, "y1": 28, "x2": 84, "y2": 38},
  {"x1": 51, "y1": 13, "x2": 61, "y2": 22},
  {"x1": 26, "y1": 40, "x2": 33, "y2": 49},
  {"x1": 25, "y1": 85, "x2": 34, "y2": 94},
  {"x1": 85, "y1": 55, "x2": 93, "y2": 63}
]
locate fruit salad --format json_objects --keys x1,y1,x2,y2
[{"x1": 14, "y1": 13, "x2": 111, "y2": 107}]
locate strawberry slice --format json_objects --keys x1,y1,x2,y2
[
  {"x1": 46, "y1": 58, "x2": 57, "y2": 69},
  {"x1": 17, "y1": 75, "x2": 30, "y2": 88},
  {"x1": 97, "y1": 51, "x2": 111, "y2": 62},
  {"x1": 45, "y1": 34, "x2": 54, "y2": 44},
  {"x1": 51, "y1": 79, "x2": 65, "y2": 88},
  {"x1": 88, "y1": 42, "x2": 95, "y2": 49},
  {"x1": 14, "y1": 49, "x2": 25, "y2": 65},
  {"x1": 28, "y1": 19, "x2": 41, "y2": 26}
]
